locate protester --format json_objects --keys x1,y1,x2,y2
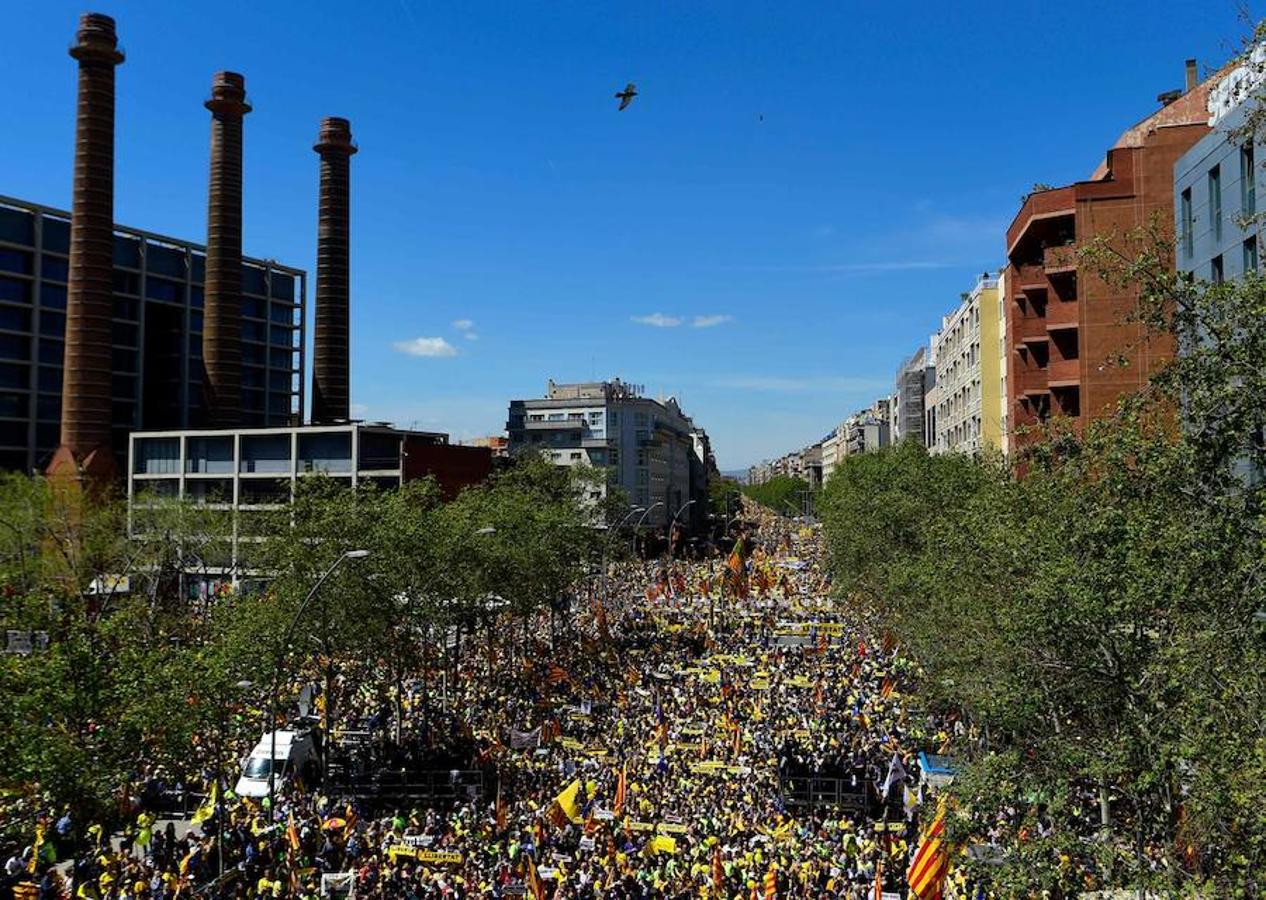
[{"x1": 14, "y1": 504, "x2": 978, "y2": 900}]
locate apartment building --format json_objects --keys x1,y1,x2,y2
[
  {"x1": 505, "y1": 379, "x2": 708, "y2": 531},
  {"x1": 929, "y1": 273, "x2": 1003, "y2": 455}
]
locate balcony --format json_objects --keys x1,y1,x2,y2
[
  {"x1": 1015, "y1": 366, "x2": 1048, "y2": 397},
  {"x1": 1015, "y1": 263, "x2": 1047, "y2": 294},
  {"x1": 1043, "y1": 243, "x2": 1078, "y2": 276},
  {"x1": 1016, "y1": 315, "x2": 1049, "y2": 344},
  {"x1": 1047, "y1": 357, "x2": 1080, "y2": 386},
  {"x1": 1045, "y1": 298, "x2": 1079, "y2": 330}
]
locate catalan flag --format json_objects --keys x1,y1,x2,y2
[
  {"x1": 907, "y1": 802, "x2": 950, "y2": 900},
  {"x1": 712, "y1": 845, "x2": 724, "y2": 893},
  {"x1": 527, "y1": 855, "x2": 546, "y2": 900},
  {"x1": 286, "y1": 812, "x2": 300, "y2": 851},
  {"x1": 613, "y1": 764, "x2": 627, "y2": 817},
  {"x1": 723, "y1": 535, "x2": 748, "y2": 598},
  {"x1": 547, "y1": 664, "x2": 571, "y2": 686},
  {"x1": 763, "y1": 863, "x2": 777, "y2": 898}
]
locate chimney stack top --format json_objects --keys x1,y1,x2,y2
[
  {"x1": 71, "y1": 11, "x2": 123, "y2": 64},
  {"x1": 1185, "y1": 58, "x2": 1198, "y2": 92},
  {"x1": 315, "y1": 117, "x2": 357, "y2": 156},
  {"x1": 206, "y1": 70, "x2": 251, "y2": 117}
]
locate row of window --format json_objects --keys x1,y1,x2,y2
[
  {"x1": 1180, "y1": 145, "x2": 1257, "y2": 260},
  {"x1": 0, "y1": 240, "x2": 299, "y2": 303}
]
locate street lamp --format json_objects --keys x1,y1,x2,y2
[
  {"x1": 668, "y1": 500, "x2": 697, "y2": 558},
  {"x1": 631, "y1": 502, "x2": 664, "y2": 556},
  {"x1": 600, "y1": 506, "x2": 644, "y2": 612},
  {"x1": 268, "y1": 548, "x2": 370, "y2": 816}
]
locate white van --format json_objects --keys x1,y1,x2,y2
[{"x1": 234, "y1": 729, "x2": 316, "y2": 798}]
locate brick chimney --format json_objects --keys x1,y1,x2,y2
[
  {"x1": 202, "y1": 71, "x2": 251, "y2": 426},
  {"x1": 1186, "y1": 58, "x2": 1198, "y2": 93},
  {"x1": 311, "y1": 117, "x2": 356, "y2": 423},
  {"x1": 47, "y1": 13, "x2": 125, "y2": 481}
]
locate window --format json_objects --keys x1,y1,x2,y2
[
  {"x1": 1244, "y1": 237, "x2": 1259, "y2": 274},
  {"x1": 0, "y1": 249, "x2": 32, "y2": 275},
  {"x1": 1180, "y1": 188, "x2": 1194, "y2": 259},
  {"x1": 40, "y1": 256, "x2": 68, "y2": 283},
  {"x1": 1243, "y1": 145, "x2": 1257, "y2": 217},
  {"x1": 1211, "y1": 254, "x2": 1224, "y2": 284},
  {"x1": 1209, "y1": 165, "x2": 1223, "y2": 244},
  {"x1": 0, "y1": 277, "x2": 30, "y2": 305}
]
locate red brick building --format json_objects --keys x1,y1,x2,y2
[{"x1": 1004, "y1": 64, "x2": 1215, "y2": 448}]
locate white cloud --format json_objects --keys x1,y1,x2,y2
[
  {"x1": 451, "y1": 319, "x2": 479, "y2": 340},
  {"x1": 392, "y1": 337, "x2": 458, "y2": 358},
  {"x1": 692, "y1": 314, "x2": 733, "y2": 328},
  {"x1": 631, "y1": 313, "x2": 683, "y2": 328}
]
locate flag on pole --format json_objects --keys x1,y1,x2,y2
[
  {"x1": 881, "y1": 752, "x2": 907, "y2": 800},
  {"x1": 613, "y1": 764, "x2": 627, "y2": 817},
  {"x1": 527, "y1": 855, "x2": 546, "y2": 900},
  {"x1": 549, "y1": 778, "x2": 583, "y2": 827},
  {"x1": 763, "y1": 863, "x2": 777, "y2": 898},
  {"x1": 907, "y1": 802, "x2": 951, "y2": 900},
  {"x1": 712, "y1": 845, "x2": 724, "y2": 893},
  {"x1": 286, "y1": 812, "x2": 300, "y2": 851},
  {"x1": 191, "y1": 781, "x2": 218, "y2": 825},
  {"x1": 495, "y1": 782, "x2": 508, "y2": 833}
]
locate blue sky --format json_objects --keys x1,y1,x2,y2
[{"x1": 0, "y1": 0, "x2": 1245, "y2": 469}]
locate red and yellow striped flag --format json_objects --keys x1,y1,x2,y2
[
  {"x1": 613, "y1": 763, "x2": 627, "y2": 817},
  {"x1": 907, "y1": 802, "x2": 950, "y2": 900},
  {"x1": 763, "y1": 863, "x2": 777, "y2": 898},
  {"x1": 527, "y1": 856, "x2": 546, "y2": 900}
]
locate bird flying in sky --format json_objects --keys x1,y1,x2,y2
[{"x1": 615, "y1": 82, "x2": 637, "y2": 110}]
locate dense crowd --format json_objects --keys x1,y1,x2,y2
[{"x1": 5, "y1": 512, "x2": 969, "y2": 900}]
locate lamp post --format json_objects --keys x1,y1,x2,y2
[
  {"x1": 631, "y1": 501, "x2": 664, "y2": 557},
  {"x1": 268, "y1": 548, "x2": 370, "y2": 817},
  {"x1": 668, "y1": 499, "x2": 696, "y2": 559},
  {"x1": 599, "y1": 506, "x2": 644, "y2": 612}
]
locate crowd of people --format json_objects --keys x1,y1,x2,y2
[{"x1": 6, "y1": 509, "x2": 974, "y2": 900}]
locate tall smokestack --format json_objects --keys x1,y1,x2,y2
[
  {"x1": 48, "y1": 13, "x2": 124, "y2": 480},
  {"x1": 202, "y1": 71, "x2": 250, "y2": 427},
  {"x1": 312, "y1": 117, "x2": 356, "y2": 424}
]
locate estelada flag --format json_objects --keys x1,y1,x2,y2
[
  {"x1": 880, "y1": 676, "x2": 895, "y2": 699},
  {"x1": 907, "y1": 802, "x2": 950, "y2": 900},
  {"x1": 549, "y1": 778, "x2": 583, "y2": 827}
]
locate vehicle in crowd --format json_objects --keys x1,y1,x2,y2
[{"x1": 234, "y1": 727, "x2": 317, "y2": 798}]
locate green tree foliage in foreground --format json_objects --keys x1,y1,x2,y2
[
  {"x1": 0, "y1": 454, "x2": 605, "y2": 837},
  {"x1": 742, "y1": 475, "x2": 811, "y2": 518},
  {"x1": 820, "y1": 239, "x2": 1266, "y2": 896}
]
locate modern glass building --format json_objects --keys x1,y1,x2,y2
[{"x1": 0, "y1": 195, "x2": 306, "y2": 472}]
